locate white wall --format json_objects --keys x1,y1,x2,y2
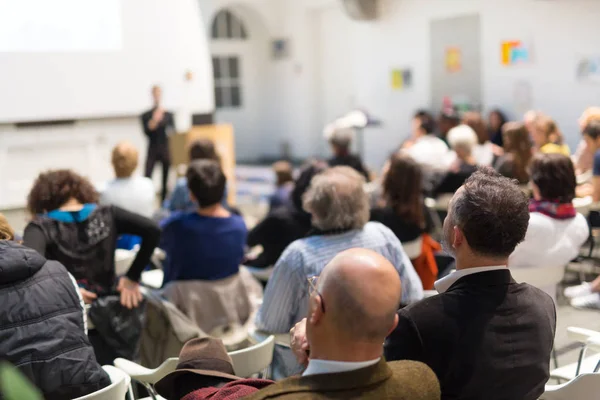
[
  {"x1": 0, "y1": 0, "x2": 213, "y2": 122},
  {"x1": 210, "y1": 0, "x2": 600, "y2": 168},
  {"x1": 0, "y1": 0, "x2": 214, "y2": 209},
  {"x1": 0, "y1": 118, "x2": 145, "y2": 209}
]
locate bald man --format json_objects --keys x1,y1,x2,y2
[{"x1": 247, "y1": 249, "x2": 440, "y2": 400}]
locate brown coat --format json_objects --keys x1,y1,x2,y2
[{"x1": 244, "y1": 359, "x2": 440, "y2": 400}]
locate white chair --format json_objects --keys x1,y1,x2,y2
[
  {"x1": 115, "y1": 249, "x2": 136, "y2": 277},
  {"x1": 114, "y1": 358, "x2": 178, "y2": 400},
  {"x1": 551, "y1": 328, "x2": 600, "y2": 381},
  {"x1": 542, "y1": 372, "x2": 600, "y2": 399},
  {"x1": 141, "y1": 269, "x2": 164, "y2": 289},
  {"x1": 574, "y1": 196, "x2": 593, "y2": 218},
  {"x1": 510, "y1": 264, "x2": 566, "y2": 303},
  {"x1": 73, "y1": 365, "x2": 132, "y2": 400},
  {"x1": 228, "y1": 335, "x2": 275, "y2": 377},
  {"x1": 115, "y1": 335, "x2": 275, "y2": 399},
  {"x1": 403, "y1": 236, "x2": 423, "y2": 260}
]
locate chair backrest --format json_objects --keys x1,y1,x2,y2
[
  {"x1": 573, "y1": 196, "x2": 593, "y2": 218},
  {"x1": 542, "y1": 373, "x2": 600, "y2": 399},
  {"x1": 115, "y1": 249, "x2": 136, "y2": 277},
  {"x1": 510, "y1": 264, "x2": 565, "y2": 300},
  {"x1": 228, "y1": 335, "x2": 275, "y2": 378},
  {"x1": 73, "y1": 366, "x2": 131, "y2": 400},
  {"x1": 403, "y1": 236, "x2": 423, "y2": 260}
]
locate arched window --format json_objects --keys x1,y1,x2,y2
[
  {"x1": 211, "y1": 9, "x2": 246, "y2": 109},
  {"x1": 211, "y1": 9, "x2": 248, "y2": 40}
]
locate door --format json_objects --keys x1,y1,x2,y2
[{"x1": 430, "y1": 14, "x2": 482, "y2": 113}]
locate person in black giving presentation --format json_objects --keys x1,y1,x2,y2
[{"x1": 141, "y1": 85, "x2": 176, "y2": 202}]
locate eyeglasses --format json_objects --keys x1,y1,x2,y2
[{"x1": 307, "y1": 276, "x2": 326, "y2": 313}]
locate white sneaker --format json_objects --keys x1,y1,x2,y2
[
  {"x1": 564, "y1": 282, "x2": 593, "y2": 299},
  {"x1": 571, "y1": 293, "x2": 600, "y2": 310}
]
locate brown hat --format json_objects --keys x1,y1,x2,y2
[{"x1": 154, "y1": 337, "x2": 241, "y2": 398}]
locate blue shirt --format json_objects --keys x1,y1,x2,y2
[
  {"x1": 159, "y1": 211, "x2": 247, "y2": 285},
  {"x1": 593, "y1": 149, "x2": 600, "y2": 176},
  {"x1": 255, "y1": 221, "x2": 424, "y2": 334}
]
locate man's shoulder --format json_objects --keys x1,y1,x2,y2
[{"x1": 387, "y1": 360, "x2": 441, "y2": 396}]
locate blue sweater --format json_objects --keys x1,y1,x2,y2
[{"x1": 160, "y1": 211, "x2": 247, "y2": 285}]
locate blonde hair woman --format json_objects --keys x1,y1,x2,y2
[{"x1": 101, "y1": 141, "x2": 156, "y2": 218}]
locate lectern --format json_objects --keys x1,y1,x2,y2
[{"x1": 169, "y1": 124, "x2": 236, "y2": 204}]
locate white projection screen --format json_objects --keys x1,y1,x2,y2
[
  {"x1": 0, "y1": 0, "x2": 122, "y2": 52},
  {"x1": 0, "y1": 0, "x2": 214, "y2": 123}
]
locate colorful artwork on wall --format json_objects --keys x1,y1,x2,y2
[
  {"x1": 501, "y1": 40, "x2": 531, "y2": 66},
  {"x1": 391, "y1": 68, "x2": 413, "y2": 90},
  {"x1": 577, "y1": 56, "x2": 600, "y2": 83},
  {"x1": 445, "y1": 47, "x2": 461, "y2": 73}
]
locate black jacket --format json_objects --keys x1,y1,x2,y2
[
  {"x1": 141, "y1": 108, "x2": 175, "y2": 147},
  {"x1": 385, "y1": 269, "x2": 556, "y2": 400},
  {"x1": 23, "y1": 205, "x2": 160, "y2": 292},
  {"x1": 246, "y1": 205, "x2": 312, "y2": 269},
  {"x1": 328, "y1": 154, "x2": 370, "y2": 181},
  {"x1": 0, "y1": 241, "x2": 110, "y2": 399}
]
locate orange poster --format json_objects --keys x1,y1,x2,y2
[{"x1": 446, "y1": 47, "x2": 461, "y2": 73}]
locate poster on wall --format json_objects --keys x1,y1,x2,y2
[
  {"x1": 501, "y1": 40, "x2": 531, "y2": 66},
  {"x1": 445, "y1": 47, "x2": 461, "y2": 73},
  {"x1": 577, "y1": 56, "x2": 600, "y2": 83},
  {"x1": 391, "y1": 68, "x2": 413, "y2": 90}
]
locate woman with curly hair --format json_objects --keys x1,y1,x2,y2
[{"x1": 23, "y1": 169, "x2": 160, "y2": 309}]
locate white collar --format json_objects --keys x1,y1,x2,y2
[
  {"x1": 434, "y1": 266, "x2": 507, "y2": 294},
  {"x1": 303, "y1": 357, "x2": 381, "y2": 377}
]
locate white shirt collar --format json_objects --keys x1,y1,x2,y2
[
  {"x1": 303, "y1": 357, "x2": 381, "y2": 377},
  {"x1": 434, "y1": 266, "x2": 507, "y2": 294}
]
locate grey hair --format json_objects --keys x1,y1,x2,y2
[
  {"x1": 447, "y1": 124, "x2": 477, "y2": 154},
  {"x1": 303, "y1": 166, "x2": 369, "y2": 231},
  {"x1": 328, "y1": 127, "x2": 355, "y2": 149}
]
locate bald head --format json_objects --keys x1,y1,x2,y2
[{"x1": 318, "y1": 249, "x2": 401, "y2": 342}]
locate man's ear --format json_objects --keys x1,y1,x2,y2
[
  {"x1": 308, "y1": 295, "x2": 324, "y2": 326},
  {"x1": 386, "y1": 313, "x2": 399, "y2": 336},
  {"x1": 188, "y1": 190, "x2": 197, "y2": 204},
  {"x1": 453, "y1": 226, "x2": 464, "y2": 249}
]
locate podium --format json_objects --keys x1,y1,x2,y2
[{"x1": 169, "y1": 124, "x2": 236, "y2": 205}]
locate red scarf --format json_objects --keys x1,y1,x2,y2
[
  {"x1": 182, "y1": 379, "x2": 273, "y2": 400},
  {"x1": 529, "y1": 200, "x2": 577, "y2": 220}
]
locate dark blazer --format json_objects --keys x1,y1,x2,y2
[
  {"x1": 385, "y1": 269, "x2": 556, "y2": 400},
  {"x1": 141, "y1": 108, "x2": 175, "y2": 147},
  {"x1": 245, "y1": 359, "x2": 440, "y2": 400}
]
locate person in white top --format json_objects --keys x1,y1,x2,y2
[
  {"x1": 463, "y1": 111, "x2": 496, "y2": 166},
  {"x1": 509, "y1": 153, "x2": 589, "y2": 299},
  {"x1": 402, "y1": 113, "x2": 450, "y2": 170},
  {"x1": 100, "y1": 141, "x2": 156, "y2": 218}
]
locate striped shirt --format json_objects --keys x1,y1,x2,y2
[{"x1": 255, "y1": 222, "x2": 424, "y2": 334}]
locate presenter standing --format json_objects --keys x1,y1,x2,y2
[{"x1": 141, "y1": 85, "x2": 176, "y2": 202}]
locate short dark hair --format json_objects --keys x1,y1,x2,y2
[
  {"x1": 414, "y1": 110, "x2": 436, "y2": 134},
  {"x1": 583, "y1": 120, "x2": 600, "y2": 140},
  {"x1": 27, "y1": 169, "x2": 99, "y2": 214},
  {"x1": 188, "y1": 139, "x2": 220, "y2": 163},
  {"x1": 529, "y1": 153, "x2": 576, "y2": 203},
  {"x1": 272, "y1": 161, "x2": 293, "y2": 186},
  {"x1": 451, "y1": 167, "x2": 529, "y2": 257},
  {"x1": 186, "y1": 160, "x2": 226, "y2": 208}
]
